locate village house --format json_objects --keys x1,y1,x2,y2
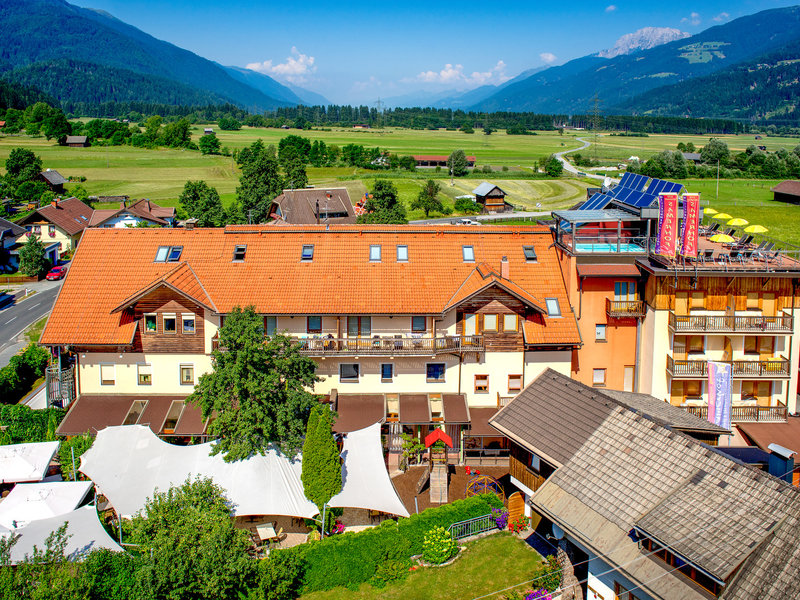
[
  {"x1": 0, "y1": 216, "x2": 28, "y2": 272},
  {"x1": 40, "y1": 225, "x2": 580, "y2": 466},
  {"x1": 15, "y1": 197, "x2": 93, "y2": 257},
  {"x1": 89, "y1": 198, "x2": 176, "y2": 228},
  {"x1": 39, "y1": 169, "x2": 68, "y2": 194},
  {"x1": 268, "y1": 188, "x2": 357, "y2": 225}
]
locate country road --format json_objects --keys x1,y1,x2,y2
[
  {"x1": 554, "y1": 137, "x2": 615, "y2": 183},
  {"x1": 0, "y1": 283, "x2": 61, "y2": 368}
]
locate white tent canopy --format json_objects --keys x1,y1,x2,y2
[
  {"x1": 0, "y1": 441, "x2": 59, "y2": 484},
  {"x1": 329, "y1": 423, "x2": 410, "y2": 517},
  {"x1": 80, "y1": 425, "x2": 319, "y2": 519},
  {"x1": 3, "y1": 506, "x2": 122, "y2": 565},
  {"x1": 0, "y1": 481, "x2": 93, "y2": 529}
]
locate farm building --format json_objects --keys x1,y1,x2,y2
[
  {"x1": 203, "y1": 128, "x2": 214, "y2": 135},
  {"x1": 269, "y1": 188, "x2": 357, "y2": 225},
  {"x1": 772, "y1": 180, "x2": 800, "y2": 204},
  {"x1": 352, "y1": 124, "x2": 370, "y2": 129},
  {"x1": 65, "y1": 136, "x2": 89, "y2": 147},
  {"x1": 472, "y1": 182, "x2": 512, "y2": 213},
  {"x1": 412, "y1": 155, "x2": 476, "y2": 168},
  {"x1": 681, "y1": 152, "x2": 702, "y2": 164},
  {"x1": 39, "y1": 169, "x2": 68, "y2": 193}
]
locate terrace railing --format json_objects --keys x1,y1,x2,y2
[
  {"x1": 294, "y1": 335, "x2": 484, "y2": 356},
  {"x1": 669, "y1": 311, "x2": 794, "y2": 333},
  {"x1": 667, "y1": 355, "x2": 791, "y2": 378},
  {"x1": 448, "y1": 513, "x2": 495, "y2": 541},
  {"x1": 607, "y1": 299, "x2": 647, "y2": 319},
  {"x1": 682, "y1": 403, "x2": 787, "y2": 423}
]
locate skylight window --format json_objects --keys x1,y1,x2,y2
[
  {"x1": 523, "y1": 246, "x2": 537, "y2": 262},
  {"x1": 167, "y1": 246, "x2": 183, "y2": 262},
  {"x1": 396, "y1": 245, "x2": 408, "y2": 262},
  {"x1": 232, "y1": 245, "x2": 246, "y2": 261},
  {"x1": 154, "y1": 246, "x2": 169, "y2": 262},
  {"x1": 545, "y1": 298, "x2": 561, "y2": 317},
  {"x1": 462, "y1": 245, "x2": 475, "y2": 262},
  {"x1": 301, "y1": 245, "x2": 314, "y2": 261},
  {"x1": 370, "y1": 245, "x2": 382, "y2": 262}
]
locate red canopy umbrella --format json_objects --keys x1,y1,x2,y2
[{"x1": 424, "y1": 428, "x2": 453, "y2": 448}]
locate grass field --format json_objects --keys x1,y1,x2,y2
[{"x1": 300, "y1": 533, "x2": 544, "y2": 600}]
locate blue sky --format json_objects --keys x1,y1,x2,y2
[{"x1": 76, "y1": 0, "x2": 798, "y2": 104}]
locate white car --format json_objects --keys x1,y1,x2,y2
[{"x1": 459, "y1": 219, "x2": 481, "y2": 225}]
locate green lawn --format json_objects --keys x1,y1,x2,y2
[
  {"x1": 25, "y1": 316, "x2": 49, "y2": 344},
  {"x1": 300, "y1": 533, "x2": 544, "y2": 600}
]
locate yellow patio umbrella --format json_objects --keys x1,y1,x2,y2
[
  {"x1": 744, "y1": 224, "x2": 768, "y2": 234},
  {"x1": 704, "y1": 208, "x2": 718, "y2": 215},
  {"x1": 709, "y1": 233, "x2": 735, "y2": 243},
  {"x1": 712, "y1": 212, "x2": 733, "y2": 220},
  {"x1": 727, "y1": 217, "x2": 749, "y2": 227}
]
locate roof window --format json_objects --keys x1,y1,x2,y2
[
  {"x1": 523, "y1": 246, "x2": 537, "y2": 262},
  {"x1": 545, "y1": 298, "x2": 561, "y2": 317},
  {"x1": 370, "y1": 245, "x2": 382, "y2": 262},
  {"x1": 167, "y1": 246, "x2": 183, "y2": 262},
  {"x1": 154, "y1": 246, "x2": 169, "y2": 262},
  {"x1": 462, "y1": 245, "x2": 475, "y2": 262},
  {"x1": 301, "y1": 245, "x2": 314, "y2": 261},
  {"x1": 396, "y1": 245, "x2": 408, "y2": 262},
  {"x1": 232, "y1": 245, "x2": 246, "y2": 261}
]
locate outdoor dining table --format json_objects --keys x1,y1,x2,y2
[{"x1": 256, "y1": 523, "x2": 276, "y2": 542}]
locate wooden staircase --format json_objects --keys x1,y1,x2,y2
[{"x1": 429, "y1": 464, "x2": 449, "y2": 504}]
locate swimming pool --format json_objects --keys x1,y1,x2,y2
[{"x1": 575, "y1": 242, "x2": 646, "y2": 253}]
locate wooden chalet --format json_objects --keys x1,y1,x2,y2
[
  {"x1": 65, "y1": 136, "x2": 89, "y2": 147},
  {"x1": 39, "y1": 169, "x2": 68, "y2": 193},
  {"x1": 472, "y1": 182, "x2": 512, "y2": 213}
]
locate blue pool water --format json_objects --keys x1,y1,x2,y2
[{"x1": 575, "y1": 242, "x2": 646, "y2": 253}]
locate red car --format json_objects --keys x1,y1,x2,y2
[{"x1": 46, "y1": 266, "x2": 68, "y2": 281}]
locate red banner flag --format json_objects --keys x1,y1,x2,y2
[
  {"x1": 656, "y1": 193, "x2": 679, "y2": 256},
  {"x1": 681, "y1": 193, "x2": 700, "y2": 257}
]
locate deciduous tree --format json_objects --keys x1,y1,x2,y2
[
  {"x1": 411, "y1": 179, "x2": 444, "y2": 217},
  {"x1": 235, "y1": 151, "x2": 283, "y2": 224},
  {"x1": 19, "y1": 235, "x2": 50, "y2": 277},
  {"x1": 447, "y1": 150, "x2": 469, "y2": 177},
  {"x1": 544, "y1": 154, "x2": 563, "y2": 177},
  {"x1": 357, "y1": 179, "x2": 407, "y2": 224},
  {"x1": 178, "y1": 180, "x2": 227, "y2": 227},
  {"x1": 198, "y1": 134, "x2": 221, "y2": 155}
]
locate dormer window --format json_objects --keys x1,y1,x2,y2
[
  {"x1": 396, "y1": 245, "x2": 408, "y2": 262},
  {"x1": 370, "y1": 245, "x2": 382, "y2": 262},
  {"x1": 523, "y1": 246, "x2": 537, "y2": 262},
  {"x1": 545, "y1": 298, "x2": 561, "y2": 317},
  {"x1": 462, "y1": 245, "x2": 475, "y2": 262},
  {"x1": 301, "y1": 245, "x2": 314, "y2": 261},
  {"x1": 232, "y1": 245, "x2": 246, "y2": 261}
]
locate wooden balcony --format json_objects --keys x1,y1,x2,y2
[
  {"x1": 509, "y1": 456, "x2": 546, "y2": 494},
  {"x1": 295, "y1": 335, "x2": 484, "y2": 356},
  {"x1": 669, "y1": 311, "x2": 794, "y2": 334},
  {"x1": 606, "y1": 298, "x2": 646, "y2": 319},
  {"x1": 682, "y1": 403, "x2": 787, "y2": 423},
  {"x1": 667, "y1": 355, "x2": 791, "y2": 378}
]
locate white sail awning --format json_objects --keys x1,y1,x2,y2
[
  {"x1": 0, "y1": 441, "x2": 60, "y2": 484},
  {"x1": 0, "y1": 481, "x2": 93, "y2": 529}
]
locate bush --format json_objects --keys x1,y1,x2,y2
[
  {"x1": 369, "y1": 557, "x2": 412, "y2": 589},
  {"x1": 58, "y1": 432, "x2": 93, "y2": 481},
  {"x1": 422, "y1": 526, "x2": 457, "y2": 564},
  {"x1": 538, "y1": 555, "x2": 562, "y2": 592},
  {"x1": 0, "y1": 344, "x2": 51, "y2": 405},
  {"x1": 455, "y1": 197, "x2": 481, "y2": 214},
  {"x1": 0, "y1": 405, "x2": 64, "y2": 445},
  {"x1": 248, "y1": 551, "x2": 304, "y2": 600},
  {"x1": 77, "y1": 549, "x2": 140, "y2": 599}
]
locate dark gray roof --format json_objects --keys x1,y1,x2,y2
[
  {"x1": 489, "y1": 369, "x2": 725, "y2": 468},
  {"x1": 601, "y1": 389, "x2": 728, "y2": 434},
  {"x1": 40, "y1": 169, "x2": 68, "y2": 185},
  {"x1": 472, "y1": 182, "x2": 507, "y2": 197},
  {"x1": 531, "y1": 408, "x2": 800, "y2": 600},
  {"x1": 65, "y1": 136, "x2": 88, "y2": 144},
  {"x1": 0, "y1": 216, "x2": 26, "y2": 239},
  {"x1": 682, "y1": 152, "x2": 702, "y2": 161}
]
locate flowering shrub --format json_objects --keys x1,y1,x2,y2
[
  {"x1": 422, "y1": 526, "x2": 457, "y2": 565},
  {"x1": 502, "y1": 588, "x2": 552, "y2": 600},
  {"x1": 492, "y1": 507, "x2": 509, "y2": 530},
  {"x1": 508, "y1": 514, "x2": 530, "y2": 534}
]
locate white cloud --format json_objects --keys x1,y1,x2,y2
[
  {"x1": 713, "y1": 11, "x2": 730, "y2": 22},
  {"x1": 409, "y1": 61, "x2": 510, "y2": 86},
  {"x1": 680, "y1": 12, "x2": 701, "y2": 26},
  {"x1": 605, "y1": 5, "x2": 617, "y2": 12},
  {"x1": 539, "y1": 52, "x2": 557, "y2": 64},
  {"x1": 245, "y1": 47, "x2": 317, "y2": 84}
]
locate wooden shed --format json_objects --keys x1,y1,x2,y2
[{"x1": 472, "y1": 182, "x2": 512, "y2": 213}]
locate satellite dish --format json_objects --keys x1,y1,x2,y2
[{"x1": 552, "y1": 523, "x2": 564, "y2": 540}]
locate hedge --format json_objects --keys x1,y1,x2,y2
[
  {"x1": 0, "y1": 343, "x2": 50, "y2": 405},
  {"x1": 0, "y1": 404, "x2": 64, "y2": 444},
  {"x1": 288, "y1": 493, "x2": 503, "y2": 593}
]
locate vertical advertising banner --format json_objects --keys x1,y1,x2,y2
[
  {"x1": 681, "y1": 193, "x2": 700, "y2": 258},
  {"x1": 656, "y1": 193, "x2": 679, "y2": 256},
  {"x1": 707, "y1": 361, "x2": 732, "y2": 430}
]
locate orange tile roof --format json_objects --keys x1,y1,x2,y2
[
  {"x1": 444, "y1": 263, "x2": 545, "y2": 313},
  {"x1": 41, "y1": 225, "x2": 580, "y2": 347},
  {"x1": 112, "y1": 262, "x2": 217, "y2": 314}
]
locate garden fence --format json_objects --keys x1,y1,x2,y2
[{"x1": 447, "y1": 513, "x2": 494, "y2": 540}]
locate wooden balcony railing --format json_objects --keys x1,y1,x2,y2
[
  {"x1": 509, "y1": 456, "x2": 546, "y2": 494},
  {"x1": 295, "y1": 335, "x2": 484, "y2": 356},
  {"x1": 667, "y1": 355, "x2": 791, "y2": 378},
  {"x1": 669, "y1": 311, "x2": 794, "y2": 333},
  {"x1": 606, "y1": 299, "x2": 646, "y2": 319},
  {"x1": 682, "y1": 404, "x2": 787, "y2": 423}
]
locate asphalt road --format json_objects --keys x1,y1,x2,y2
[
  {"x1": 555, "y1": 137, "x2": 619, "y2": 183},
  {"x1": 0, "y1": 283, "x2": 61, "y2": 365}
]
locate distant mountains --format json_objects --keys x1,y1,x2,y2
[
  {"x1": 0, "y1": 0, "x2": 328, "y2": 111},
  {"x1": 471, "y1": 6, "x2": 800, "y2": 117},
  {"x1": 596, "y1": 27, "x2": 690, "y2": 59}
]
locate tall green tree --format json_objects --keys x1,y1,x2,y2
[
  {"x1": 198, "y1": 134, "x2": 221, "y2": 155},
  {"x1": 188, "y1": 306, "x2": 320, "y2": 459},
  {"x1": 283, "y1": 158, "x2": 308, "y2": 190},
  {"x1": 544, "y1": 154, "x2": 563, "y2": 177},
  {"x1": 301, "y1": 405, "x2": 342, "y2": 512},
  {"x1": 411, "y1": 179, "x2": 444, "y2": 217},
  {"x1": 42, "y1": 111, "x2": 72, "y2": 145},
  {"x1": 700, "y1": 138, "x2": 730, "y2": 166},
  {"x1": 129, "y1": 477, "x2": 252, "y2": 600},
  {"x1": 19, "y1": 235, "x2": 50, "y2": 277},
  {"x1": 178, "y1": 180, "x2": 227, "y2": 227},
  {"x1": 5, "y1": 148, "x2": 42, "y2": 188},
  {"x1": 447, "y1": 150, "x2": 469, "y2": 176},
  {"x1": 235, "y1": 151, "x2": 283, "y2": 224},
  {"x1": 357, "y1": 179, "x2": 407, "y2": 224}
]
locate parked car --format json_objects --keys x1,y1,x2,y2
[
  {"x1": 46, "y1": 266, "x2": 68, "y2": 280},
  {"x1": 459, "y1": 219, "x2": 481, "y2": 225}
]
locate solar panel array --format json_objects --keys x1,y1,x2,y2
[{"x1": 579, "y1": 174, "x2": 685, "y2": 212}]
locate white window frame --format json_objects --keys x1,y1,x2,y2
[
  {"x1": 137, "y1": 363, "x2": 152, "y2": 386},
  {"x1": 182, "y1": 313, "x2": 196, "y2": 335},
  {"x1": 100, "y1": 363, "x2": 116, "y2": 386},
  {"x1": 503, "y1": 313, "x2": 519, "y2": 332},
  {"x1": 545, "y1": 298, "x2": 561, "y2": 317},
  {"x1": 180, "y1": 364, "x2": 194, "y2": 386},
  {"x1": 483, "y1": 314, "x2": 498, "y2": 332},
  {"x1": 595, "y1": 324, "x2": 607, "y2": 341},
  {"x1": 339, "y1": 363, "x2": 360, "y2": 382},
  {"x1": 369, "y1": 245, "x2": 382, "y2": 262},
  {"x1": 396, "y1": 245, "x2": 408, "y2": 262},
  {"x1": 592, "y1": 368, "x2": 606, "y2": 387},
  {"x1": 144, "y1": 313, "x2": 157, "y2": 334}
]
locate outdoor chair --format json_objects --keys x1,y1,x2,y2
[
  {"x1": 728, "y1": 249, "x2": 745, "y2": 265},
  {"x1": 700, "y1": 249, "x2": 715, "y2": 263},
  {"x1": 700, "y1": 223, "x2": 720, "y2": 236}
]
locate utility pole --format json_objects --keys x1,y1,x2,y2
[{"x1": 374, "y1": 97, "x2": 384, "y2": 131}]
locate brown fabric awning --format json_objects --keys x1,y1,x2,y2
[
  {"x1": 333, "y1": 394, "x2": 385, "y2": 433},
  {"x1": 576, "y1": 263, "x2": 640, "y2": 278},
  {"x1": 57, "y1": 395, "x2": 134, "y2": 436},
  {"x1": 137, "y1": 397, "x2": 174, "y2": 433},
  {"x1": 442, "y1": 394, "x2": 469, "y2": 423},
  {"x1": 399, "y1": 394, "x2": 431, "y2": 424},
  {"x1": 173, "y1": 402, "x2": 208, "y2": 436},
  {"x1": 466, "y1": 407, "x2": 500, "y2": 436}
]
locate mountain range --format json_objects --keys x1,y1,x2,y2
[{"x1": 0, "y1": 0, "x2": 328, "y2": 111}]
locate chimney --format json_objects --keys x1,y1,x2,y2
[
  {"x1": 767, "y1": 443, "x2": 796, "y2": 483},
  {"x1": 51, "y1": 200, "x2": 58, "y2": 208},
  {"x1": 501, "y1": 256, "x2": 509, "y2": 279},
  {"x1": 184, "y1": 218, "x2": 198, "y2": 231},
  {"x1": 315, "y1": 199, "x2": 320, "y2": 225}
]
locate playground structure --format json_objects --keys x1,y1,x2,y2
[
  {"x1": 425, "y1": 429, "x2": 452, "y2": 504},
  {"x1": 465, "y1": 472, "x2": 506, "y2": 504}
]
